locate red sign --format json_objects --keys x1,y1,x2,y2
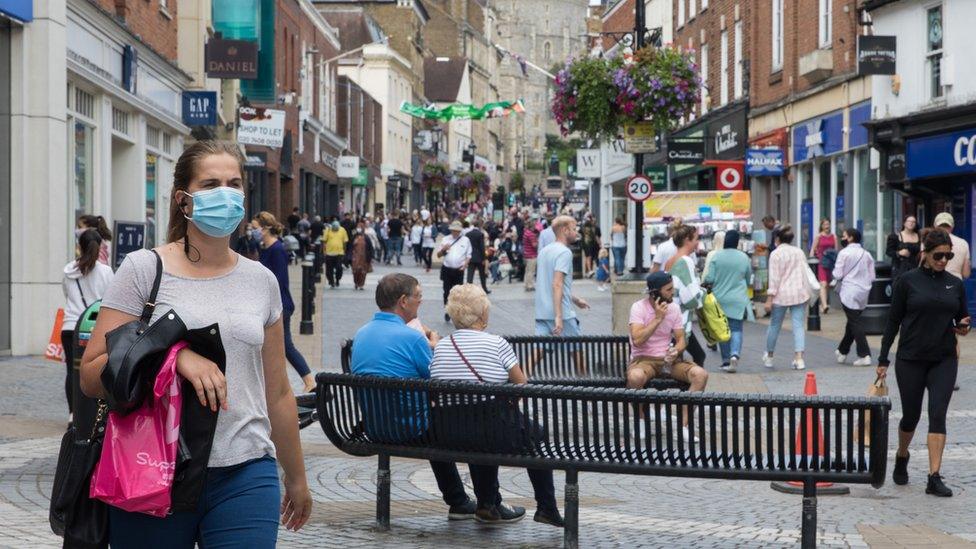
[
  {"x1": 625, "y1": 174, "x2": 654, "y2": 202},
  {"x1": 704, "y1": 160, "x2": 745, "y2": 191}
]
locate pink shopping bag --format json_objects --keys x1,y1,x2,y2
[{"x1": 90, "y1": 341, "x2": 188, "y2": 517}]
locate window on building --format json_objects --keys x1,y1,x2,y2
[
  {"x1": 146, "y1": 153, "x2": 157, "y2": 249},
  {"x1": 689, "y1": 0, "x2": 696, "y2": 18},
  {"x1": 700, "y1": 43, "x2": 709, "y2": 115},
  {"x1": 678, "y1": 0, "x2": 685, "y2": 27},
  {"x1": 818, "y1": 0, "x2": 832, "y2": 48},
  {"x1": 544, "y1": 42, "x2": 551, "y2": 62},
  {"x1": 720, "y1": 30, "x2": 729, "y2": 106},
  {"x1": 927, "y1": 5, "x2": 944, "y2": 99},
  {"x1": 771, "y1": 0, "x2": 784, "y2": 71},
  {"x1": 734, "y1": 20, "x2": 743, "y2": 99},
  {"x1": 702, "y1": 0, "x2": 708, "y2": 9}
]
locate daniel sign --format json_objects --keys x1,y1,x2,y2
[{"x1": 237, "y1": 107, "x2": 286, "y2": 148}]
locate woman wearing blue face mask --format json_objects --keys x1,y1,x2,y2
[{"x1": 80, "y1": 141, "x2": 312, "y2": 547}]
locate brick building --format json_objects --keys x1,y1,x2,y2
[
  {"x1": 96, "y1": 0, "x2": 180, "y2": 61},
  {"x1": 747, "y1": 0, "x2": 876, "y2": 257}
]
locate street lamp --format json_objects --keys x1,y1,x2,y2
[{"x1": 466, "y1": 142, "x2": 477, "y2": 173}]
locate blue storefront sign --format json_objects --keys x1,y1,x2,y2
[
  {"x1": 0, "y1": 0, "x2": 32, "y2": 22},
  {"x1": 906, "y1": 126, "x2": 976, "y2": 179},
  {"x1": 835, "y1": 194, "x2": 845, "y2": 222},
  {"x1": 745, "y1": 149, "x2": 785, "y2": 176},
  {"x1": 801, "y1": 200, "x2": 814, "y2": 250},
  {"x1": 792, "y1": 111, "x2": 844, "y2": 163},
  {"x1": 849, "y1": 101, "x2": 871, "y2": 149},
  {"x1": 182, "y1": 91, "x2": 218, "y2": 126}
]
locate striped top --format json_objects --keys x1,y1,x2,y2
[
  {"x1": 767, "y1": 243, "x2": 811, "y2": 307},
  {"x1": 430, "y1": 330, "x2": 519, "y2": 384}
]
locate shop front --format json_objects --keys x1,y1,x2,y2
[
  {"x1": 668, "y1": 101, "x2": 748, "y2": 192},
  {"x1": 790, "y1": 101, "x2": 885, "y2": 257},
  {"x1": 747, "y1": 128, "x2": 789, "y2": 224}
]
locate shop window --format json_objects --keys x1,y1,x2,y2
[
  {"x1": 927, "y1": 5, "x2": 943, "y2": 99},
  {"x1": 856, "y1": 153, "x2": 877, "y2": 257},
  {"x1": 73, "y1": 121, "x2": 94, "y2": 226},
  {"x1": 146, "y1": 154, "x2": 158, "y2": 249}
]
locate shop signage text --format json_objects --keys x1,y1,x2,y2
[
  {"x1": 857, "y1": 35, "x2": 896, "y2": 76},
  {"x1": 714, "y1": 124, "x2": 740, "y2": 156},
  {"x1": 181, "y1": 91, "x2": 217, "y2": 126},
  {"x1": 352, "y1": 167, "x2": 369, "y2": 187},
  {"x1": 623, "y1": 122, "x2": 657, "y2": 153},
  {"x1": 705, "y1": 105, "x2": 747, "y2": 160},
  {"x1": 576, "y1": 149, "x2": 600, "y2": 178},
  {"x1": 206, "y1": 38, "x2": 259, "y2": 79},
  {"x1": 906, "y1": 127, "x2": 976, "y2": 179},
  {"x1": 237, "y1": 107, "x2": 286, "y2": 148},
  {"x1": 745, "y1": 149, "x2": 785, "y2": 176},
  {"x1": 112, "y1": 221, "x2": 146, "y2": 271},
  {"x1": 322, "y1": 152, "x2": 338, "y2": 171},
  {"x1": 666, "y1": 139, "x2": 705, "y2": 164},
  {"x1": 337, "y1": 156, "x2": 360, "y2": 178}
]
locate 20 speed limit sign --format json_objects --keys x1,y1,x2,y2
[{"x1": 625, "y1": 174, "x2": 654, "y2": 202}]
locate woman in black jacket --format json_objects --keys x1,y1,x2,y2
[
  {"x1": 886, "y1": 215, "x2": 920, "y2": 281},
  {"x1": 877, "y1": 229, "x2": 969, "y2": 497}
]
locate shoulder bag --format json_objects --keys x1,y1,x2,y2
[
  {"x1": 102, "y1": 250, "x2": 188, "y2": 414},
  {"x1": 49, "y1": 402, "x2": 109, "y2": 547}
]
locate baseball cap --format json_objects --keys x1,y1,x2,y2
[
  {"x1": 934, "y1": 212, "x2": 954, "y2": 228},
  {"x1": 645, "y1": 271, "x2": 672, "y2": 293}
]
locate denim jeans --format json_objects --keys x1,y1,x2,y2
[
  {"x1": 611, "y1": 246, "x2": 626, "y2": 275},
  {"x1": 719, "y1": 318, "x2": 744, "y2": 362},
  {"x1": 766, "y1": 304, "x2": 806, "y2": 353},
  {"x1": 109, "y1": 456, "x2": 280, "y2": 548},
  {"x1": 387, "y1": 237, "x2": 403, "y2": 264},
  {"x1": 283, "y1": 310, "x2": 311, "y2": 377}
]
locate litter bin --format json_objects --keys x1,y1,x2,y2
[
  {"x1": 862, "y1": 262, "x2": 892, "y2": 335},
  {"x1": 72, "y1": 301, "x2": 101, "y2": 436},
  {"x1": 571, "y1": 241, "x2": 583, "y2": 280}
]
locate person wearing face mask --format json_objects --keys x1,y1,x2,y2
[
  {"x1": 831, "y1": 228, "x2": 875, "y2": 367},
  {"x1": 254, "y1": 212, "x2": 314, "y2": 393},
  {"x1": 878, "y1": 229, "x2": 970, "y2": 498},
  {"x1": 350, "y1": 221, "x2": 375, "y2": 291},
  {"x1": 323, "y1": 219, "x2": 349, "y2": 288},
  {"x1": 80, "y1": 140, "x2": 312, "y2": 545}
]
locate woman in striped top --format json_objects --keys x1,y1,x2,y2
[
  {"x1": 430, "y1": 284, "x2": 563, "y2": 528},
  {"x1": 763, "y1": 225, "x2": 811, "y2": 370}
]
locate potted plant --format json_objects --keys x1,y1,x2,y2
[{"x1": 421, "y1": 162, "x2": 450, "y2": 190}]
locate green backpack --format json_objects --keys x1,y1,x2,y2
[{"x1": 697, "y1": 291, "x2": 731, "y2": 346}]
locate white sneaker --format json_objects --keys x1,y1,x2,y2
[
  {"x1": 681, "y1": 426, "x2": 700, "y2": 443},
  {"x1": 762, "y1": 352, "x2": 774, "y2": 368},
  {"x1": 852, "y1": 356, "x2": 872, "y2": 367},
  {"x1": 792, "y1": 359, "x2": 806, "y2": 370},
  {"x1": 728, "y1": 356, "x2": 738, "y2": 373},
  {"x1": 835, "y1": 350, "x2": 847, "y2": 364}
]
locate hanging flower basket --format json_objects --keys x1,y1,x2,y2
[
  {"x1": 551, "y1": 47, "x2": 702, "y2": 141},
  {"x1": 421, "y1": 162, "x2": 450, "y2": 190},
  {"x1": 456, "y1": 171, "x2": 491, "y2": 193},
  {"x1": 510, "y1": 172, "x2": 525, "y2": 191}
]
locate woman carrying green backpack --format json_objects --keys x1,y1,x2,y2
[{"x1": 702, "y1": 230, "x2": 754, "y2": 373}]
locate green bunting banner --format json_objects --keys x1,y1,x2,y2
[{"x1": 399, "y1": 99, "x2": 526, "y2": 121}]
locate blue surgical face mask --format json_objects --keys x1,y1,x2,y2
[
  {"x1": 181, "y1": 187, "x2": 245, "y2": 238},
  {"x1": 250, "y1": 228, "x2": 263, "y2": 241}
]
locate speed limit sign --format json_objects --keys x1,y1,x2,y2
[{"x1": 625, "y1": 174, "x2": 654, "y2": 202}]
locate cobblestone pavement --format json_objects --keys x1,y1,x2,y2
[{"x1": 3, "y1": 261, "x2": 976, "y2": 547}]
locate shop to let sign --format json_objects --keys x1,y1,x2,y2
[{"x1": 237, "y1": 107, "x2": 285, "y2": 148}]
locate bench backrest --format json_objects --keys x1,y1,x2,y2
[{"x1": 316, "y1": 373, "x2": 890, "y2": 487}]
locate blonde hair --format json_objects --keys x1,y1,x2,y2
[
  {"x1": 712, "y1": 231, "x2": 726, "y2": 251},
  {"x1": 446, "y1": 284, "x2": 490, "y2": 330},
  {"x1": 254, "y1": 211, "x2": 284, "y2": 237},
  {"x1": 551, "y1": 215, "x2": 576, "y2": 237}
]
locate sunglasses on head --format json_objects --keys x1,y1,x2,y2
[{"x1": 932, "y1": 252, "x2": 955, "y2": 261}]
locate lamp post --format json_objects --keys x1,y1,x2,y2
[
  {"x1": 466, "y1": 141, "x2": 477, "y2": 173},
  {"x1": 630, "y1": 0, "x2": 648, "y2": 276}
]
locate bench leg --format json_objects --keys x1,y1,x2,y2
[
  {"x1": 563, "y1": 469, "x2": 579, "y2": 549},
  {"x1": 801, "y1": 478, "x2": 817, "y2": 549},
  {"x1": 376, "y1": 454, "x2": 391, "y2": 531}
]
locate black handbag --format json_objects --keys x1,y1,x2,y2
[
  {"x1": 49, "y1": 402, "x2": 109, "y2": 548},
  {"x1": 101, "y1": 250, "x2": 188, "y2": 413}
]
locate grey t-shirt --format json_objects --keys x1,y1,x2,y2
[{"x1": 101, "y1": 249, "x2": 283, "y2": 467}]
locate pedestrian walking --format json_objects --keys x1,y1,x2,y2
[
  {"x1": 410, "y1": 218, "x2": 424, "y2": 266},
  {"x1": 810, "y1": 218, "x2": 838, "y2": 315},
  {"x1": 886, "y1": 215, "x2": 920, "y2": 282},
  {"x1": 762, "y1": 225, "x2": 810, "y2": 370},
  {"x1": 310, "y1": 215, "x2": 325, "y2": 243},
  {"x1": 664, "y1": 225, "x2": 706, "y2": 367},
  {"x1": 595, "y1": 247, "x2": 610, "y2": 291},
  {"x1": 323, "y1": 220, "x2": 349, "y2": 288},
  {"x1": 350, "y1": 220, "x2": 375, "y2": 291},
  {"x1": 878, "y1": 228, "x2": 970, "y2": 497},
  {"x1": 465, "y1": 219, "x2": 490, "y2": 293},
  {"x1": 611, "y1": 217, "x2": 627, "y2": 276},
  {"x1": 651, "y1": 218, "x2": 683, "y2": 273},
  {"x1": 287, "y1": 207, "x2": 301, "y2": 236},
  {"x1": 76, "y1": 214, "x2": 113, "y2": 265},
  {"x1": 831, "y1": 228, "x2": 876, "y2": 367},
  {"x1": 702, "y1": 230, "x2": 753, "y2": 373},
  {"x1": 701, "y1": 230, "x2": 726, "y2": 281},
  {"x1": 522, "y1": 216, "x2": 540, "y2": 291},
  {"x1": 80, "y1": 140, "x2": 311, "y2": 545},
  {"x1": 437, "y1": 221, "x2": 471, "y2": 323},
  {"x1": 421, "y1": 218, "x2": 436, "y2": 272},
  {"x1": 376, "y1": 215, "x2": 389, "y2": 264},
  {"x1": 387, "y1": 213, "x2": 404, "y2": 266},
  {"x1": 297, "y1": 213, "x2": 311, "y2": 259},
  {"x1": 762, "y1": 215, "x2": 782, "y2": 254},
  {"x1": 61, "y1": 229, "x2": 114, "y2": 417},
  {"x1": 581, "y1": 217, "x2": 601, "y2": 278},
  {"x1": 254, "y1": 211, "x2": 315, "y2": 393},
  {"x1": 933, "y1": 213, "x2": 971, "y2": 281}
]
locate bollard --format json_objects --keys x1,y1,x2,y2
[
  {"x1": 313, "y1": 246, "x2": 323, "y2": 284},
  {"x1": 300, "y1": 259, "x2": 315, "y2": 335},
  {"x1": 807, "y1": 299, "x2": 821, "y2": 331}
]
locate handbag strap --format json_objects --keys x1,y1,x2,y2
[
  {"x1": 75, "y1": 279, "x2": 88, "y2": 310},
  {"x1": 89, "y1": 400, "x2": 108, "y2": 441},
  {"x1": 140, "y1": 250, "x2": 163, "y2": 324},
  {"x1": 450, "y1": 334, "x2": 486, "y2": 383}
]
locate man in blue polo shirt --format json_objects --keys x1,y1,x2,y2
[{"x1": 351, "y1": 273, "x2": 476, "y2": 520}]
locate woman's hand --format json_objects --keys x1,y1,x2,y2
[
  {"x1": 954, "y1": 316, "x2": 971, "y2": 336},
  {"x1": 763, "y1": 298, "x2": 773, "y2": 314},
  {"x1": 176, "y1": 348, "x2": 227, "y2": 412},
  {"x1": 876, "y1": 364, "x2": 888, "y2": 379},
  {"x1": 280, "y1": 475, "x2": 312, "y2": 531}
]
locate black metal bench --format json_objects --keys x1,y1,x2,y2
[
  {"x1": 316, "y1": 373, "x2": 890, "y2": 548},
  {"x1": 340, "y1": 335, "x2": 687, "y2": 390}
]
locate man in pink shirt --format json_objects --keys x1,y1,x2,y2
[
  {"x1": 627, "y1": 272, "x2": 709, "y2": 394},
  {"x1": 523, "y1": 215, "x2": 540, "y2": 291}
]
